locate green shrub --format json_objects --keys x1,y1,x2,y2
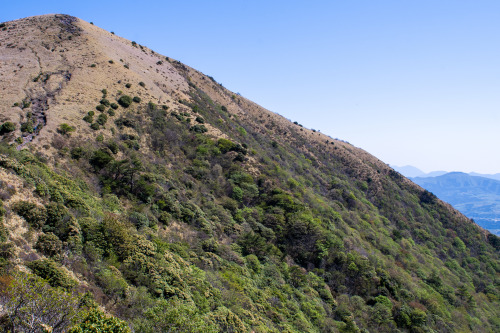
[
  {"x1": 57, "y1": 123, "x2": 75, "y2": 135},
  {"x1": 158, "y1": 211, "x2": 171, "y2": 225},
  {"x1": 0, "y1": 122, "x2": 15, "y2": 134},
  {"x1": 118, "y1": 95, "x2": 132, "y2": 108},
  {"x1": 129, "y1": 212, "x2": 149, "y2": 229},
  {"x1": 12, "y1": 201, "x2": 47, "y2": 229},
  {"x1": 90, "y1": 149, "x2": 114, "y2": 170},
  {"x1": 83, "y1": 114, "x2": 93, "y2": 123},
  {"x1": 100, "y1": 99, "x2": 110, "y2": 106},
  {"x1": 70, "y1": 147, "x2": 84, "y2": 160},
  {"x1": 107, "y1": 141, "x2": 119, "y2": 154},
  {"x1": 195, "y1": 116, "x2": 205, "y2": 124},
  {"x1": 133, "y1": 96, "x2": 141, "y2": 103},
  {"x1": 20, "y1": 120, "x2": 34, "y2": 133},
  {"x1": 27, "y1": 259, "x2": 77, "y2": 290},
  {"x1": 97, "y1": 113, "x2": 108, "y2": 125},
  {"x1": 110, "y1": 103, "x2": 118, "y2": 110},
  {"x1": 125, "y1": 83, "x2": 132, "y2": 88},
  {"x1": 69, "y1": 309, "x2": 131, "y2": 333},
  {"x1": 217, "y1": 138, "x2": 237, "y2": 153},
  {"x1": 90, "y1": 123, "x2": 100, "y2": 130},
  {"x1": 96, "y1": 104, "x2": 106, "y2": 112},
  {"x1": 35, "y1": 232, "x2": 62, "y2": 258},
  {"x1": 190, "y1": 125, "x2": 207, "y2": 133},
  {"x1": 107, "y1": 109, "x2": 115, "y2": 116},
  {"x1": 139, "y1": 81, "x2": 145, "y2": 87}
]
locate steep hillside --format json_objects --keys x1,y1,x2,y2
[
  {"x1": 413, "y1": 172, "x2": 500, "y2": 235},
  {"x1": 0, "y1": 15, "x2": 498, "y2": 332}
]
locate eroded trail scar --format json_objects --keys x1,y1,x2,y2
[{"x1": 17, "y1": 70, "x2": 72, "y2": 150}]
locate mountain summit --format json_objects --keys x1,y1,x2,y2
[{"x1": 0, "y1": 15, "x2": 498, "y2": 332}]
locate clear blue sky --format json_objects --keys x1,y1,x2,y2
[{"x1": 3, "y1": 1, "x2": 500, "y2": 173}]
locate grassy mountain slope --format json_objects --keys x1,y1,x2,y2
[{"x1": 0, "y1": 14, "x2": 498, "y2": 332}]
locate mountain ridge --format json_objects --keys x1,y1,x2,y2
[{"x1": 0, "y1": 14, "x2": 498, "y2": 332}]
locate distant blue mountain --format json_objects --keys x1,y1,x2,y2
[
  {"x1": 469, "y1": 172, "x2": 500, "y2": 181},
  {"x1": 390, "y1": 165, "x2": 425, "y2": 177},
  {"x1": 391, "y1": 165, "x2": 447, "y2": 178},
  {"x1": 393, "y1": 165, "x2": 500, "y2": 181},
  {"x1": 411, "y1": 172, "x2": 500, "y2": 236}
]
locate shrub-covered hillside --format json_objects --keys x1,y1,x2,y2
[{"x1": 0, "y1": 14, "x2": 498, "y2": 332}]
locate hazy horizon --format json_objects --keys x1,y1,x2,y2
[{"x1": 3, "y1": 1, "x2": 500, "y2": 173}]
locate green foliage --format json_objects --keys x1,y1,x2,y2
[
  {"x1": 58, "y1": 123, "x2": 75, "y2": 135},
  {"x1": 190, "y1": 124, "x2": 208, "y2": 133},
  {"x1": 71, "y1": 147, "x2": 84, "y2": 159},
  {"x1": 118, "y1": 95, "x2": 133, "y2": 108},
  {"x1": 12, "y1": 201, "x2": 47, "y2": 229},
  {"x1": 35, "y1": 232, "x2": 63, "y2": 258},
  {"x1": 0, "y1": 272, "x2": 82, "y2": 332},
  {"x1": 139, "y1": 81, "x2": 146, "y2": 87},
  {"x1": 453, "y1": 236, "x2": 466, "y2": 252},
  {"x1": 83, "y1": 114, "x2": 93, "y2": 123},
  {"x1": 27, "y1": 259, "x2": 77, "y2": 290},
  {"x1": 133, "y1": 96, "x2": 141, "y2": 103},
  {"x1": 20, "y1": 119, "x2": 34, "y2": 133},
  {"x1": 107, "y1": 141, "x2": 119, "y2": 154},
  {"x1": 237, "y1": 126, "x2": 247, "y2": 136},
  {"x1": 0, "y1": 122, "x2": 15, "y2": 134},
  {"x1": 97, "y1": 113, "x2": 108, "y2": 125},
  {"x1": 134, "y1": 298, "x2": 218, "y2": 332},
  {"x1": 96, "y1": 104, "x2": 106, "y2": 112},
  {"x1": 69, "y1": 309, "x2": 131, "y2": 333},
  {"x1": 217, "y1": 138, "x2": 238, "y2": 153}
]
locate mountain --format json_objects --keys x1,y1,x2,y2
[
  {"x1": 469, "y1": 172, "x2": 500, "y2": 182},
  {"x1": 393, "y1": 165, "x2": 500, "y2": 181},
  {"x1": 425, "y1": 170, "x2": 449, "y2": 177},
  {"x1": 390, "y1": 165, "x2": 425, "y2": 178},
  {"x1": 412, "y1": 172, "x2": 500, "y2": 236},
  {"x1": 392, "y1": 165, "x2": 448, "y2": 178},
  {"x1": 0, "y1": 15, "x2": 498, "y2": 332}
]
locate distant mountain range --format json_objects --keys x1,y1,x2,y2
[
  {"x1": 393, "y1": 166, "x2": 500, "y2": 235},
  {"x1": 392, "y1": 165, "x2": 500, "y2": 181}
]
